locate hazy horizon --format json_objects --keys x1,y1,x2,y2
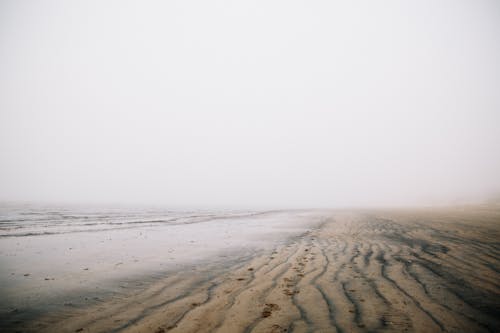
[{"x1": 1, "y1": 0, "x2": 500, "y2": 209}]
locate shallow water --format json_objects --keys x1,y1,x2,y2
[{"x1": 0, "y1": 204, "x2": 259, "y2": 237}]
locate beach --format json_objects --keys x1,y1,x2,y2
[
  {"x1": 2, "y1": 1, "x2": 499, "y2": 331},
  {"x1": 1, "y1": 205, "x2": 499, "y2": 332}
]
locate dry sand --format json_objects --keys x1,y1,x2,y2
[{"x1": 4, "y1": 206, "x2": 500, "y2": 332}]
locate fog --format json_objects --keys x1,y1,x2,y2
[{"x1": 1, "y1": 0, "x2": 499, "y2": 209}]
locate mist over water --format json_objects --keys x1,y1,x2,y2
[{"x1": 1, "y1": 0, "x2": 499, "y2": 208}]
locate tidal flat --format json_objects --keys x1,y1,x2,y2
[{"x1": 1, "y1": 205, "x2": 499, "y2": 332}]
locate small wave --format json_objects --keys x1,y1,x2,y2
[{"x1": 0, "y1": 208, "x2": 267, "y2": 238}]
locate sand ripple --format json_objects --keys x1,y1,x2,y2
[{"x1": 9, "y1": 208, "x2": 500, "y2": 333}]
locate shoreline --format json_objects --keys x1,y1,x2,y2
[
  {"x1": 1, "y1": 207, "x2": 499, "y2": 332},
  {"x1": 0, "y1": 209, "x2": 328, "y2": 332}
]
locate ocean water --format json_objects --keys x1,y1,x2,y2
[{"x1": 0, "y1": 204, "x2": 259, "y2": 238}]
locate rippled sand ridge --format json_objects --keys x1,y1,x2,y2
[{"x1": 22, "y1": 206, "x2": 499, "y2": 333}]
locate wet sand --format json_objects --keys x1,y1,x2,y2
[{"x1": 3, "y1": 206, "x2": 500, "y2": 332}]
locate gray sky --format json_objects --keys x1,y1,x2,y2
[{"x1": 1, "y1": 0, "x2": 499, "y2": 208}]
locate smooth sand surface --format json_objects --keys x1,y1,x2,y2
[{"x1": 3, "y1": 206, "x2": 500, "y2": 332}]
